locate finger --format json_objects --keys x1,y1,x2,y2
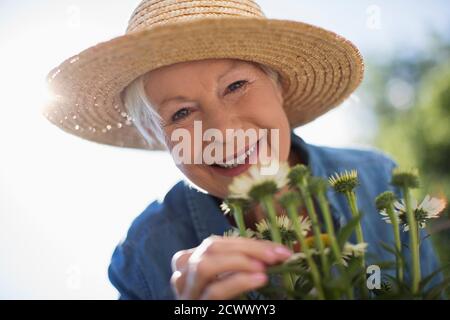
[
  {"x1": 200, "y1": 272, "x2": 268, "y2": 300},
  {"x1": 199, "y1": 236, "x2": 293, "y2": 265},
  {"x1": 171, "y1": 270, "x2": 187, "y2": 299},
  {"x1": 171, "y1": 248, "x2": 194, "y2": 272},
  {"x1": 183, "y1": 253, "x2": 265, "y2": 300}
]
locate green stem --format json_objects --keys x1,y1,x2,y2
[
  {"x1": 344, "y1": 191, "x2": 368, "y2": 299},
  {"x1": 317, "y1": 192, "x2": 343, "y2": 264},
  {"x1": 261, "y1": 196, "x2": 293, "y2": 294},
  {"x1": 403, "y1": 187, "x2": 420, "y2": 294},
  {"x1": 317, "y1": 192, "x2": 354, "y2": 300},
  {"x1": 298, "y1": 183, "x2": 329, "y2": 273},
  {"x1": 286, "y1": 203, "x2": 325, "y2": 300},
  {"x1": 345, "y1": 192, "x2": 365, "y2": 266},
  {"x1": 261, "y1": 196, "x2": 282, "y2": 244},
  {"x1": 386, "y1": 204, "x2": 404, "y2": 282},
  {"x1": 231, "y1": 204, "x2": 247, "y2": 237}
]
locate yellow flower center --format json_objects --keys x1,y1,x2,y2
[{"x1": 304, "y1": 234, "x2": 331, "y2": 249}]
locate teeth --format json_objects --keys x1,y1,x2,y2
[
  {"x1": 246, "y1": 145, "x2": 256, "y2": 156},
  {"x1": 215, "y1": 144, "x2": 257, "y2": 168}
]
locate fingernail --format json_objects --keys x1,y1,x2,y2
[
  {"x1": 252, "y1": 273, "x2": 267, "y2": 282},
  {"x1": 273, "y1": 246, "x2": 292, "y2": 257}
]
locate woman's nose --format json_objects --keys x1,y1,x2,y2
[{"x1": 202, "y1": 104, "x2": 243, "y2": 136}]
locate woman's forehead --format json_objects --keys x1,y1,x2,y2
[
  {"x1": 143, "y1": 59, "x2": 259, "y2": 104},
  {"x1": 144, "y1": 58, "x2": 256, "y2": 83}
]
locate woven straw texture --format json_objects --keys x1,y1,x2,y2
[{"x1": 43, "y1": 0, "x2": 364, "y2": 150}]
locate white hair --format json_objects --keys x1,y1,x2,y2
[
  {"x1": 122, "y1": 75, "x2": 166, "y2": 149},
  {"x1": 122, "y1": 61, "x2": 283, "y2": 149}
]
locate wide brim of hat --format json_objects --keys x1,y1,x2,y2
[{"x1": 43, "y1": 17, "x2": 364, "y2": 151}]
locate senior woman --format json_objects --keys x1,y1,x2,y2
[{"x1": 44, "y1": 0, "x2": 441, "y2": 300}]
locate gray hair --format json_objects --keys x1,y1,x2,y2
[{"x1": 122, "y1": 61, "x2": 283, "y2": 149}]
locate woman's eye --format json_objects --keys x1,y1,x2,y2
[
  {"x1": 226, "y1": 80, "x2": 248, "y2": 94},
  {"x1": 171, "y1": 108, "x2": 191, "y2": 122}
]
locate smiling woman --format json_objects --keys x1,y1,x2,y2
[{"x1": 42, "y1": 0, "x2": 442, "y2": 300}]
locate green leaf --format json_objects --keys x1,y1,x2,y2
[
  {"x1": 384, "y1": 274, "x2": 413, "y2": 297},
  {"x1": 337, "y1": 214, "x2": 362, "y2": 248},
  {"x1": 379, "y1": 241, "x2": 405, "y2": 262},
  {"x1": 371, "y1": 260, "x2": 397, "y2": 270},
  {"x1": 419, "y1": 263, "x2": 450, "y2": 291},
  {"x1": 294, "y1": 274, "x2": 315, "y2": 297},
  {"x1": 266, "y1": 262, "x2": 305, "y2": 275},
  {"x1": 423, "y1": 277, "x2": 450, "y2": 300}
]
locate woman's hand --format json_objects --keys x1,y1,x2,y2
[{"x1": 170, "y1": 235, "x2": 293, "y2": 299}]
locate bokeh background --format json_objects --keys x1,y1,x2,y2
[{"x1": 0, "y1": 0, "x2": 449, "y2": 299}]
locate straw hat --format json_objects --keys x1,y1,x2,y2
[{"x1": 43, "y1": 0, "x2": 364, "y2": 151}]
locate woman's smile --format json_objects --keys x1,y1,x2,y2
[{"x1": 209, "y1": 137, "x2": 261, "y2": 177}]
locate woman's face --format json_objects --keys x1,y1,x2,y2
[{"x1": 144, "y1": 58, "x2": 292, "y2": 199}]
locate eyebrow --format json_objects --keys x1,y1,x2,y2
[{"x1": 159, "y1": 61, "x2": 243, "y2": 108}]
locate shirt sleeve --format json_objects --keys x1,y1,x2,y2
[{"x1": 108, "y1": 241, "x2": 153, "y2": 300}]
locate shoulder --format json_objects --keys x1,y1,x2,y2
[
  {"x1": 309, "y1": 143, "x2": 401, "y2": 201},
  {"x1": 124, "y1": 180, "x2": 191, "y2": 245},
  {"x1": 310, "y1": 143, "x2": 398, "y2": 172},
  {"x1": 108, "y1": 180, "x2": 198, "y2": 300},
  {"x1": 306, "y1": 143, "x2": 399, "y2": 189}
]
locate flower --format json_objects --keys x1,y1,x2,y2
[
  {"x1": 220, "y1": 202, "x2": 231, "y2": 215},
  {"x1": 375, "y1": 191, "x2": 396, "y2": 211},
  {"x1": 286, "y1": 237, "x2": 367, "y2": 267},
  {"x1": 304, "y1": 234, "x2": 332, "y2": 249},
  {"x1": 418, "y1": 195, "x2": 447, "y2": 220},
  {"x1": 308, "y1": 177, "x2": 329, "y2": 196},
  {"x1": 288, "y1": 164, "x2": 311, "y2": 187},
  {"x1": 391, "y1": 168, "x2": 420, "y2": 189},
  {"x1": 220, "y1": 198, "x2": 249, "y2": 216},
  {"x1": 342, "y1": 242, "x2": 368, "y2": 262},
  {"x1": 328, "y1": 170, "x2": 359, "y2": 193},
  {"x1": 293, "y1": 235, "x2": 332, "y2": 260},
  {"x1": 223, "y1": 228, "x2": 240, "y2": 237},
  {"x1": 279, "y1": 191, "x2": 303, "y2": 208},
  {"x1": 223, "y1": 227, "x2": 256, "y2": 238},
  {"x1": 379, "y1": 208, "x2": 399, "y2": 224},
  {"x1": 390, "y1": 195, "x2": 446, "y2": 231},
  {"x1": 341, "y1": 242, "x2": 368, "y2": 266},
  {"x1": 228, "y1": 160, "x2": 289, "y2": 200},
  {"x1": 255, "y1": 214, "x2": 311, "y2": 242},
  {"x1": 286, "y1": 247, "x2": 331, "y2": 264}
]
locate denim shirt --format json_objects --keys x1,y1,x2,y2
[{"x1": 108, "y1": 132, "x2": 442, "y2": 299}]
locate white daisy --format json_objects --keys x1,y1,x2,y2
[
  {"x1": 286, "y1": 241, "x2": 367, "y2": 268},
  {"x1": 342, "y1": 242, "x2": 368, "y2": 257},
  {"x1": 220, "y1": 202, "x2": 231, "y2": 215},
  {"x1": 392, "y1": 195, "x2": 446, "y2": 231},
  {"x1": 341, "y1": 242, "x2": 368, "y2": 267},
  {"x1": 419, "y1": 195, "x2": 447, "y2": 219},
  {"x1": 223, "y1": 227, "x2": 256, "y2": 238},
  {"x1": 228, "y1": 160, "x2": 289, "y2": 200},
  {"x1": 286, "y1": 247, "x2": 331, "y2": 264},
  {"x1": 255, "y1": 215, "x2": 311, "y2": 241},
  {"x1": 223, "y1": 228, "x2": 241, "y2": 237},
  {"x1": 379, "y1": 209, "x2": 399, "y2": 224}
]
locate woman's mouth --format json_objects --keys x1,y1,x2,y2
[{"x1": 209, "y1": 140, "x2": 260, "y2": 177}]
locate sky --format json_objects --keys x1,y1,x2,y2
[{"x1": 0, "y1": 0, "x2": 449, "y2": 299}]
